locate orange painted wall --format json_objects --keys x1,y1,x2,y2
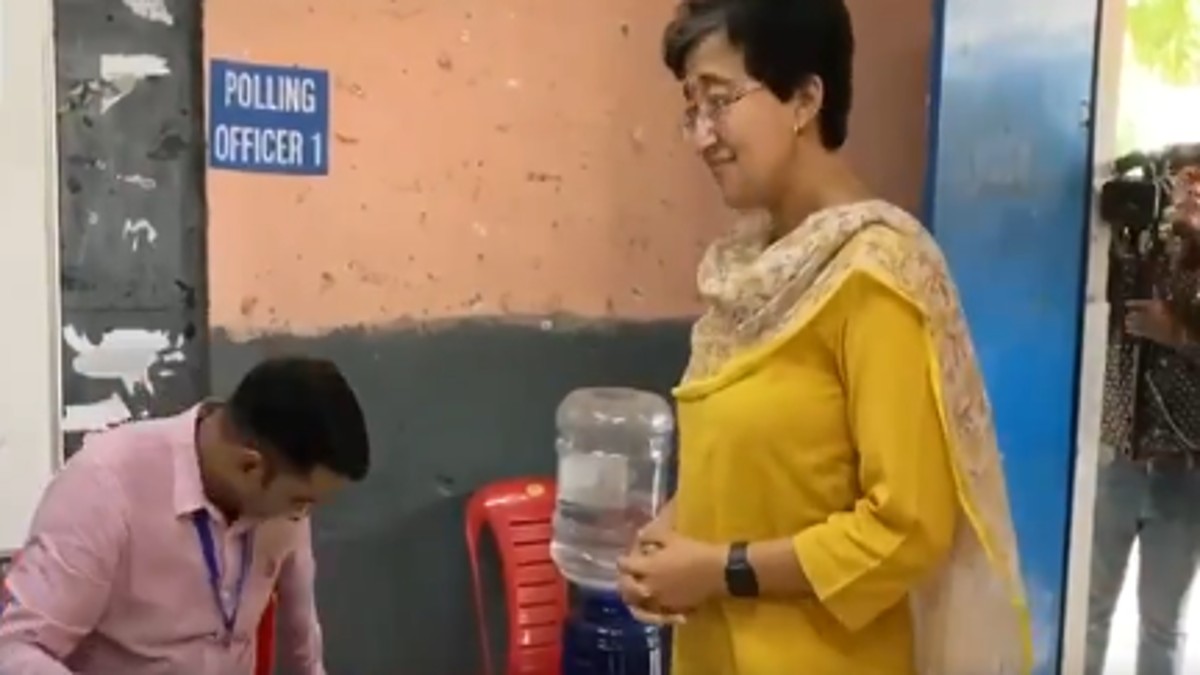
[{"x1": 206, "y1": 0, "x2": 932, "y2": 339}]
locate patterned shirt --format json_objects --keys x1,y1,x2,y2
[{"x1": 1101, "y1": 160, "x2": 1200, "y2": 458}]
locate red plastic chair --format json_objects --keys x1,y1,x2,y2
[
  {"x1": 465, "y1": 478, "x2": 567, "y2": 675},
  {"x1": 255, "y1": 593, "x2": 276, "y2": 675}
]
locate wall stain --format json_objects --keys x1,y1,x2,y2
[
  {"x1": 525, "y1": 170, "x2": 561, "y2": 183},
  {"x1": 320, "y1": 271, "x2": 337, "y2": 292},
  {"x1": 146, "y1": 131, "x2": 186, "y2": 160}
]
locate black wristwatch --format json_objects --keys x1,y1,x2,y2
[{"x1": 724, "y1": 541, "x2": 760, "y2": 598}]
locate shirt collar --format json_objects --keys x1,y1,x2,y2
[
  {"x1": 171, "y1": 402, "x2": 215, "y2": 519},
  {"x1": 172, "y1": 402, "x2": 261, "y2": 533}
]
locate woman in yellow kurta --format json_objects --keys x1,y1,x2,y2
[{"x1": 614, "y1": 1, "x2": 1033, "y2": 673}]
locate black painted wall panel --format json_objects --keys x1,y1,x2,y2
[
  {"x1": 55, "y1": 0, "x2": 208, "y2": 453},
  {"x1": 211, "y1": 320, "x2": 691, "y2": 674}
]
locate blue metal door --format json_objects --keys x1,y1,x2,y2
[{"x1": 925, "y1": 0, "x2": 1103, "y2": 671}]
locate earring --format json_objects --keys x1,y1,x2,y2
[{"x1": 792, "y1": 120, "x2": 803, "y2": 135}]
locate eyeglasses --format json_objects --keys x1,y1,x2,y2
[{"x1": 681, "y1": 82, "x2": 764, "y2": 135}]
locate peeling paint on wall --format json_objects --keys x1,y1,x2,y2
[
  {"x1": 122, "y1": 0, "x2": 173, "y2": 26},
  {"x1": 63, "y1": 325, "x2": 184, "y2": 392},
  {"x1": 62, "y1": 392, "x2": 132, "y2": 433},
  {"x1": 118, "y1": 174, "x2": 157, "y2": 190},
  {"x1": 121, "y1": 217, "x2": 158, "y2": 250},
  {"x1": 61, "y1": 325, "x2": 187, "y2": 433},
  {"x1": 99, "y1": 53, "x2": 169, "y2": 113},
  {"x1": 56, "y1": 0, "x2": 207, "y2": 455}
]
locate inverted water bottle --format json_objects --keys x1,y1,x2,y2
[{"x1": 549, "y1": 387, "x2": 674, "y2": 675}]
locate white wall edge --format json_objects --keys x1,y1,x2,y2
[
  {"x1": 0, "y1": 0, "x2": 62, "y2": 556},
  {"x1": 43, "y1": 0, "x2": 63, "y2": 477},
  {"x1": 1060, "y1": 0, "x2": 1126, "y2": 670}
]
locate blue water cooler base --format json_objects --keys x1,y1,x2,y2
[{"x1": 561, "y1": 587, "x2": 670, "y2": 675}]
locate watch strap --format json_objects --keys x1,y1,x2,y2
[{"x1": 725, "y1": 541, "x2": 760, "y2": 598}]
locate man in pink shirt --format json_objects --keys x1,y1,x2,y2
[{"x1": 0, "y1": 356, "x2": 370, "y2": 674}]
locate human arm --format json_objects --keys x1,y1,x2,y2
[
  {"x1": 275, "y1": 519, "x2": 325, "y2": 675},
  {"x1": 1127, "y1": 193, "x2": 1200, "y2": 355},
  {"x1": 1124, "y1": 298, "x2": 1200, "y2": 363},
  {"x1": 780, "y1": 278, "x2": 959, "y2": 629},
  {"x1": 0, "y1": 457, "x2": 127, "y2": 673}
]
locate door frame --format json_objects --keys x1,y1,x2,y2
[{"x1": 1060, "y1": 0, "x2": 1128, "y2": 670}]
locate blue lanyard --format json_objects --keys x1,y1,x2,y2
[{"x1": 192, "y1": 512, "x2": 253, "y2": 634}]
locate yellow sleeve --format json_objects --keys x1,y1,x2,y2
[{"x1": 792, "y1": 273, "x2": 958, "y2": 631}]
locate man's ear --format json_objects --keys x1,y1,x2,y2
[{"x1": 235, "y1": 446, "x2": 267, "y2": 478}]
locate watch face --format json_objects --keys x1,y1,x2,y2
[
  {"x1": 725, "y1": 543, "x2": 759, "y2": 597},
  {"x1": 727, "y1": 571, "x2": 758, "y2": 597}
]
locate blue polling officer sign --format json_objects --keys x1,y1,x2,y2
[{"x1": 208, "y1": 59, "x2": 330, "y2": 175}]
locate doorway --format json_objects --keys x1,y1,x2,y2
[{"x1": 1065, "y1": 0, "x2": 1200, "y2": 672}]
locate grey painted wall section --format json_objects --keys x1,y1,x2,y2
[
  {"x1": 211, "y1": 320, "x2": 690, "y2": 674},
  {"x1": 55, "y1": 0, "x2": 208, "y2": 453}
]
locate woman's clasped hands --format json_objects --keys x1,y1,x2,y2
[{"x1": 615, "y1": 515, "x2": 725, "y2": 626}]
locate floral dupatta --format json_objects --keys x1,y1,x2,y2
[{"x1": 683, "y1": 200, "x2": 1033, "y2": 674}]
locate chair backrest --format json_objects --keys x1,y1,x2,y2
[
  {"x1": 255, "y1": 593, "x2": 276, "y2": 675},
  {"x1": 0, "y1": 551, "x2": 18, "y2": 615},
  {"x1": 465, "y1": 478, "x2": 567, "y2": 675}
]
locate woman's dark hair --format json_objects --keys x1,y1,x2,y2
[
  {"x1": 662, "y1": 0, "x2": 855, "y2": 150},
  {"x1": 227, "y1": 356, "x2": 370, "y2": 481}
]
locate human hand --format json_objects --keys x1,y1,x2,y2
[
  {"x1": 616, "y1": 530, "x2": 724, "y2": 626},
  {"x1": 1126, "y1": 299, "x2": 1186, "y2": 346},
  {"x1": 614, "y1": 507, "x2": 680, "y2": 623},
  {"x1": 614, "y1": 512, "x2": 678, "y2": 624},
  {"x1": 639, "y1": 508, "x2": 674, "y2": 543}
]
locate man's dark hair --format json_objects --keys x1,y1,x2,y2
[
  {"x1": 227, "y1": 356, "x2": 370, "y2": 481},
  {"x1": 662, "y1": 0, "x2": 855, "y2": 150}
]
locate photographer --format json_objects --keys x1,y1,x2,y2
[
  {"x1": 1086, "y1": 149, "x2": 1200, "y2": 675},
  {"x1": 1125, "y1": 166, "x2": 1200, "y2": 348}
]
